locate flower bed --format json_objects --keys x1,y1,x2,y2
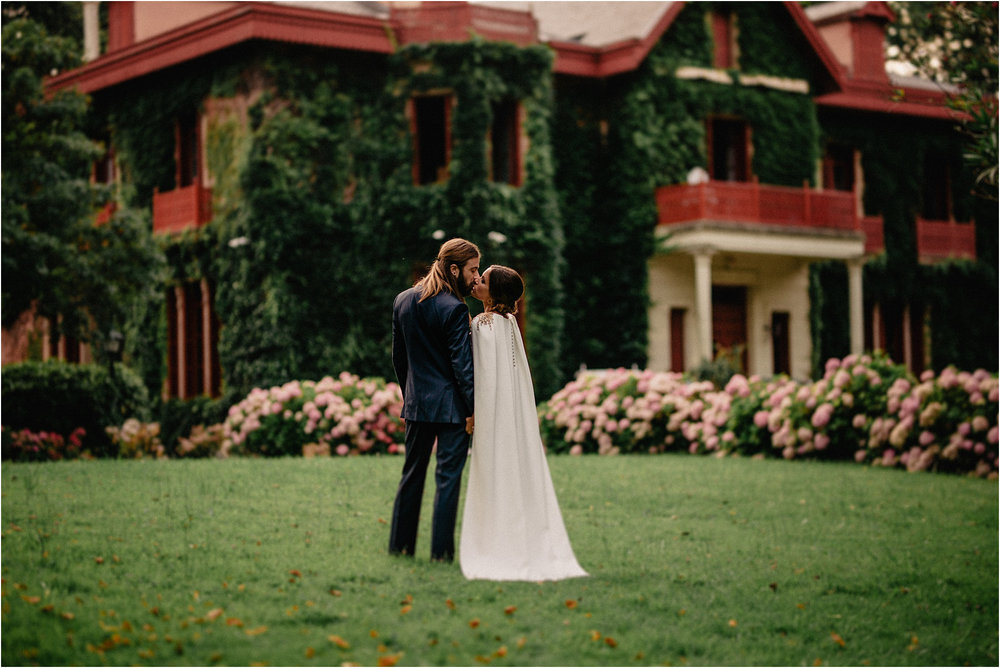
[
  {"x1": 539, "y1": 354, "x2": 998, "y2": 478},
  {"x1": 222, "y1": 372, "x2": 404, "y2": 457},
  {"x1": 1, "y1": 427, "x2": 87, "y2": 462}
]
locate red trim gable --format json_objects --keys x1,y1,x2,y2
[
  {"x1": 47, "y1": 2, "x2": 394, "y2": 94},
  {"x1": 550, "y1": 2, "x2": 845, "y2": 92},
  {"x1": 45, "y1": 0, "x2": 957, "y2": 124}
]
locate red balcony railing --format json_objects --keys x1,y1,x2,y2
[
  {"x1": 153, "y1": 182, "x2": 212, "y2": 234},
  {"x1": 861, "y1": 216, "x2": 883, "y2": 255},
  {"x1": 656, "y1": 181, "x2": 860, "y2": 233},
  {"x1": 916, "y1": 217, "x2": 976, "y2": 261},
  {"x1": 856, "y1": 216, "x2": 975, "y2": 260}
]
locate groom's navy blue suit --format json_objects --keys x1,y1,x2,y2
[{"x1": 389, "y1": 285, "x2": 475, "y2": 561}]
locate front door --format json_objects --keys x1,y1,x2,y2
[{"x1": 712, "y1": 285, "x2": 748, "y2": 371}]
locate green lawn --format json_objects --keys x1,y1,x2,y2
[{"x1": 2, "y1": 455, "x2": 996, "y2": 666}]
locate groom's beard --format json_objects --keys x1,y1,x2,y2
[{"x1": 458, "y1": 275, "x2": 474, "y2": 297}]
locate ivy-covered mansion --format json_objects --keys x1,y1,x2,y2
[{"x1": 24, "y1": 1, "x2": 998, "y2": 401}]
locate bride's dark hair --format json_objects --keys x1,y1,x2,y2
[{"x1": 487, "y1": 265, "x2": 524, "y2": 316}]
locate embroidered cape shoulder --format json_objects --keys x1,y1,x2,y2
[{"x1": 473, "y1": 312, "x2": 495, "y2": 330}]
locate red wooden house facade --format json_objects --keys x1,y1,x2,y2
[{"x1": 20, "y1": 0, "x2": 984, "y2": 393}]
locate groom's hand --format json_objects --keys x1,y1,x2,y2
[{"x1": 465, "y1": 416, "x2": 475, "y2": 435}]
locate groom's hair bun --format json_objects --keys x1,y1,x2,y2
[{"x1": 488, "y1": 265, "x2": 524, "y2": 316}]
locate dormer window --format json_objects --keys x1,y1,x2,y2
[
  {"x1": 411, "y1": 94, "x2": 452, "y2": 185},
  {"x1": 489, "y1": 98, "x2": 521, "y2": 186},
  {"x1": 712, "y1": 8, "x2": 737, "y2": 69}
]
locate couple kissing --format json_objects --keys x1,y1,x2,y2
[{"x1": 388, "y1": 238, "x2": 586, "y2": 582}]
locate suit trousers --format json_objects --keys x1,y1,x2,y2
[{"x1": 389, "y1": 421, "x2": 470, "y2": 561}]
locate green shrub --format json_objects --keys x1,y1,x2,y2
[
  {"x1": 156, "y1": 396, "x2": 230, "y2": 457},
  {"x1": 1, "y1": 361, "x2": 149, "y2": 458}
]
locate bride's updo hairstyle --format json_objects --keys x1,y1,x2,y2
[{"x1": 487, "y1": 265, "x2": 524, "y2": 316}]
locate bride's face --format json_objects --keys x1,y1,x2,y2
[{"x1": 472, "y1": 268, "x2": 491, "y2": 304}]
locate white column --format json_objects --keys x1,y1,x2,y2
[
  {"x1": 847, "y1": 257, "x2": 864, "y2": 355},
  {"x1": 83, "y1": 2, "x2": 100, "y2": 62},
  {"x1": 693, "y1": 250, "x2": 714, "y2": 363}
]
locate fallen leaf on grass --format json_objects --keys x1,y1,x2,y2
[
  {"x1": 226, "y1": 618, "x2": 243, "y2": 627},
  {"x1": 729, "y1": 619, "x2": 738, "y2": 627},
  {"x1": 516, "y1": 637, "x2": 527, "y2": 649},
  {"x1": 21, "y1": 595, "x2": 40, "y2": 605},
  {"x1": 605, "y1": 637, "x2": 618, "y2": 648},
  {"x1": 504, "y1": 606, "x2": 517, "y2": 615},
  {"x1": 206, "y1": 608, "x2": 224, "y2": 621},
  {"x1": 565, "y1": 600, "x2": 578, "y2": 609},
  {"x1": 831, "y1": 632, "x2": 846, "y2": 648},
  {"x1": 328, "y1": 635, "x2": 351, "y2": 649},
  {"x1": 245, "y1": 626, "x2": 268, "y2": 636},
  {"x1": 378, "y1": 653, "x2": 402, "y2": 666},
  {"x1": 494, "y1": 646, "x2": 508, "y2": 657},
  {"x1": 445, "y1": 599, "x2": 456, "y2": 610},
  {"x1": 469, "y1": 618, "x2": 481, "y2": 628},
  {"x1": 329, "y1": 589, "x2": 342, "y2": 597},
  {"x1": 305, "y1": 647, "x2": 316, "y2": 659},
  {"x1": 589, "y1": 630, "x2": 601, "y2": 641},
  {"x1": 400, "y1": 605, "x2": 412, "y2": 615},
  {"x1": 907, "y1": 635, "x2": 919, "y2": 651}
]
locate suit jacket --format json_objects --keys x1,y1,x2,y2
[{"x1": 392, "y1": 285, "x2": 475, "y2": 424}]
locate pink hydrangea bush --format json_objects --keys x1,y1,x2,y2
[
  {"x1": 223, "y1": 372, "x2": 404, "y2": 457},
  {"x1": 538, "y1": 356, "x2": 998, "y2": 478},
  {"x1": 539, "y1": 368, "x2": 723, "y2": 456},
  {"x1": 863, "y1": 366, "x2": 999, "y2": 476}
]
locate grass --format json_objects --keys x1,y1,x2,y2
[{"x1": 1, "y1": 455, "x2": 996, "y2": 666}]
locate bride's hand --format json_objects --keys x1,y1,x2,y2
[{"x1": 466, "y1": 416, "x2": 475, "y2": 435}]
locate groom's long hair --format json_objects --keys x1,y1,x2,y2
[{"x1": 418, "y1": 238, "x2": 480, "y2": 302}]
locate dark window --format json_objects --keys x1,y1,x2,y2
[
  {"x1": 177, "y1": 113, "x2": 198, "y2": 187},
  {"x1": 670, "y1": 308, "x2": 686, "y2": 372},
  {"x1": 413, "y1": 95, "x2": 450, "y2": 185},
  {"x1": 921, "y1": 150, "x2": 950, "y2": 220},
  {"x1": 708, "y1": 117, "x2": 749, "y2": 182},
  {"x1": 771, "y1": 311, "x2": 790, "y2": 376},
  {"x1": 490, "y1": 99, "x2": 520, "y2": 185},
  {"x1": 822, "y1": 143, "x2": 854, "y2": 192},
  {"x1": 94, "y1": 139, "x2": 115, "y2": 184}
]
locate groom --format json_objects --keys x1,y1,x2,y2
[{"x1": 389, "y1": 238, "x2": 480, "y2": 562}]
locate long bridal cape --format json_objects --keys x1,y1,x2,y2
[{"x1": 460, "y1": 312, "x2": 587, "y2": 581}]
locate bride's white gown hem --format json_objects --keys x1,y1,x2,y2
[{"x1": 459, "y1": 312, "x2": 588, "y2": 582}]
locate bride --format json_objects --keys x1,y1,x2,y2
[{"x1": 459, "y1": 265, "x2": 588, "y2": 581}]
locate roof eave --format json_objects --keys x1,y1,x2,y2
[{"x1": 46, "y1": 2, "x2": 394, "y2": 95}]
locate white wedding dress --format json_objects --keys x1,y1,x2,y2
[{"x1": 460, "y1": 312, "x2": 588, "y2": 581}]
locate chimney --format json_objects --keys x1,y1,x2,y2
[{"x1": 849, "y1": 2, "x2": 894, "y2": 83}]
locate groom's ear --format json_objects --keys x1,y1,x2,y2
[{"x1": 450, "y1": 264, "x2": 459, "y2": 278}]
